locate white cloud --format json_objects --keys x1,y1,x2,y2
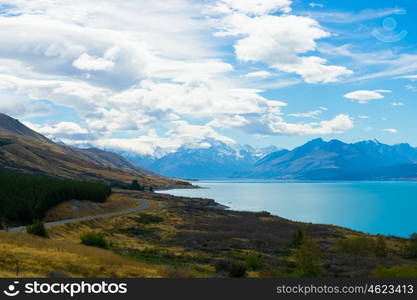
[
  {"x1": 72, "y1": 53, "x2": 115, "y2": 71},
  {"x1": 344, "y1": 90, "x2": 391, "y2": 104},
  {"x1": 24, "y1": 121, "x2": 93, "y2": 140},
  {"x1": 405, "y1": 85, "x2": 417, "y2": 92},
  {"x1": 91, "y1": 120, "x2": 236, "y2": 156},
  {"x1": 396, "y1": 74, "x2": 417, "y2": 81},
  {"x1": 210, "y1": 113, "x2": 353, "y2": 136},
  {"x1": 301, "y1": 8, "x2": 405, "y2": 24},
  {"x1": 357, "y1": 115, "x2": 370, "y2": 119},
  {"x1": 391, "y1": 102, "x2": 404, "y2": 107},
  {"x1": 383, "y1": 128, "x2": 398, "y2": 133},
  {"x1": 244, "y1": 71, "x2": 273, "y2": 78},
  {"x1": 213, "y1": 0, "x2": 292, "y2": 15},
  {"x1": 288, "y1": 110, "x2": 322, "y2": 119},
  {"x1": 309, "y1": 3, "x2": 324, "y2": 8},
  {"x1": 0, "y1": 0, "x2": 357, "y2": 154},
  {"x1": 212, "y1": 9, "x2": 352, "y2": 83}
]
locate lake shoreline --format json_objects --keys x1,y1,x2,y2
[{"x1": 159, "y1": 181, "x2": 417, "y2": 238}]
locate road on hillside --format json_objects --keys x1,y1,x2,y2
[{"x1": 6, "y1": 198, "x2": 151, "y2": 233}]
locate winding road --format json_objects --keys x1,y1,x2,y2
[{"x1": 6, "y1": 198, "x2": 151, "y2": 233}]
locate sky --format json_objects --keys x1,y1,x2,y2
[{"x1": 0, "y1": 0, "x2": 416, "y2": 154}]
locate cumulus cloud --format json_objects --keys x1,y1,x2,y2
[
  {"x1": 211, "y1": 2, "x2": 352, "y2": 83},
  {"x1": 24, "y1": 121, "x2": 94, "y2": 141},
  {"x1": 344, "y1": 90, "x2": 391, "y2": 104},
  {"x1": 210, "y1": 113, "x2": 353, "y2": 136},
  {"x1": 72, "y1": 53, "x2": 115, "y2": 71},
  {"x1": 0, "y1": 0, "x2": 356, "y2": 155}
]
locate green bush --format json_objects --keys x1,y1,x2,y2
[
  {"x1": 244, "y1": 254, "x2": 264, "y2": 271},
  {"x1": 294, "y1": 238, "x2": 322, "y2": 277},
  {"x1": 401, "y1": 233, "x2": 417, "y2": 259},
  {"x1": 334, "y1": 236, "x2": 376, "y2": 257},
  {"x1": 26, "y1": 220, "x2": 48, "y2": 238},
  {"x1": 80, "y1": 232, "x2": 109, "y2": 249},
  {"x1": 130, "y1": 180, "x2": 144, "y2": 191},
  {"x1": 375, "y1": 235, "x2": 388, "y2": 258},
  {"x1": 215, "y1": 260, "x2": 247, "y2": 278},
  {"x1": 291, "y1": 227, "x2": 307, "y2": 248},
  {"x1": 0, "y1": 172, "x2": 111, "y2": 225},
  {"x1": 137, "y1": 213, "x2": 164, "y2": 224}
]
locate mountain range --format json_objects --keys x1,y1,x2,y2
[
  {"x1": 2, "y1": 111, "x2": 416, "y2": 181},
  {"x1": 0, "y1": 113, "x2": 186, "y2": 188},
  {"x1": 240, "y1": 138, "x2": 417, "y2": 180},
  {"x1": 109, "y1": 138, "x2": 279, "y2": 179},
  {"x1": 113, "y1": 137, "x2": 417, "y2": 180}
]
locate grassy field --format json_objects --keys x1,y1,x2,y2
[{"x1": 1, "y1": 189, "x2": 416, "y2": 278}]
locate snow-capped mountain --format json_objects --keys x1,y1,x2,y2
[
  {"x1": 148, "y1": 138, "x2": 278, "y2": 179},
  {"x1": 242, "y1": 138, "x2": 417, "y2": 180},
  {"x1": 106, "y1": 138, "x2": 279, "y2": 179}
]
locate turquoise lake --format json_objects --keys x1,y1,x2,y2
[{"x1": 160, "y1": 181, "x2": 417, "y2": 238}]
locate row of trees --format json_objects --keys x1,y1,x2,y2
[{"x1": 0, "y1": 172, "x2": 111, "y2": 226}]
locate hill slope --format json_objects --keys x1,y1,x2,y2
[{"x1": 0, "y1": 113, "x2": 186, "y2": 188}]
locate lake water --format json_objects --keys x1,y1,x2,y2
[{"x1": 160, "y1": 181, "x2": 417, "y2": 238}]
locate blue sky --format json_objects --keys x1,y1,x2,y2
[{"x1": 0, "y1": 0, "x2": 416, "y2": 154}]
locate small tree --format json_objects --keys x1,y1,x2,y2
[
  {"x1": 375, "y1": 235, "x2": 388, "y2": 258},
  {"x1": 294, "y1": 238, "x2": 322, "y2": 277},
  {"x1": 26, "y1": 221, "x2": 48, "y2": 238},
  {"x1": 402, "y1": 233, "x2": 417, "y2": 258},
  {"x1": 291, "y1": 226, "x2": 307, "y2": 248},
  {"x1": 130, "y1": 180, "x2": 144, "y2": 191}
]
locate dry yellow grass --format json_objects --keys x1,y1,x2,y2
[
  {"x1": 45, "y1": 192, "x2": 139, "y2": 222},
  {"x1": 0, "y1": 231, "x2": 165, "y2": 278},
  {"x1": 0, "y1": 190, "x2": 195, "y2": 278}
]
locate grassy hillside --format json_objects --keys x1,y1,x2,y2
[
  {"x1": 0, "y1": 172, "x2": 111, "y2": 226},
  {"x1": 0, "y1": 113, "x2": 192, "y2": 188},
  {"x1": 1, "y1": 190, "x2": 415, "y2": 278},
  {"x1": 0, "y1": 132, "x2": 191, "y2": 188}
]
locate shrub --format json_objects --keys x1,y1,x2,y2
[
  {"x1": 375, "y1": 235, "x2": 388, "y2": 258},
  {"x1": 291, "y1": 227, "x2": 307, "y2": 248},
  {"x1": 334, "y1": 236, "x2": 376, "y2": 257},
  {"x1": 137, "y1": 213, "x2": 164, "y2": 224},
  {"x1": 130, "y1": 180, "x2": 144, "y2": 191},
  {"x1": 228, "y1": 263, "x2": 247, "y2": 278},
  {"x1": 80, "y1": 232, "x2": 109, "y2": 249},
  {"x1": 294, "y1": 238, "x2": 322, "y2": 277},
  {"x1": 215, "y1": 260, "x2": 247, "y2": 278},
  {"x1": 401, "y1": 233, "x2": 417, "y2": 258},
  {"x1": 26, "y1": 220, "x2": 48, "y2": 238},
  {"x1": 244, "y1": 254, "x2": 264, "y2": 271},
  {"x1": 162, "y1": 266, "x2": 193, "y2": 278}
]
